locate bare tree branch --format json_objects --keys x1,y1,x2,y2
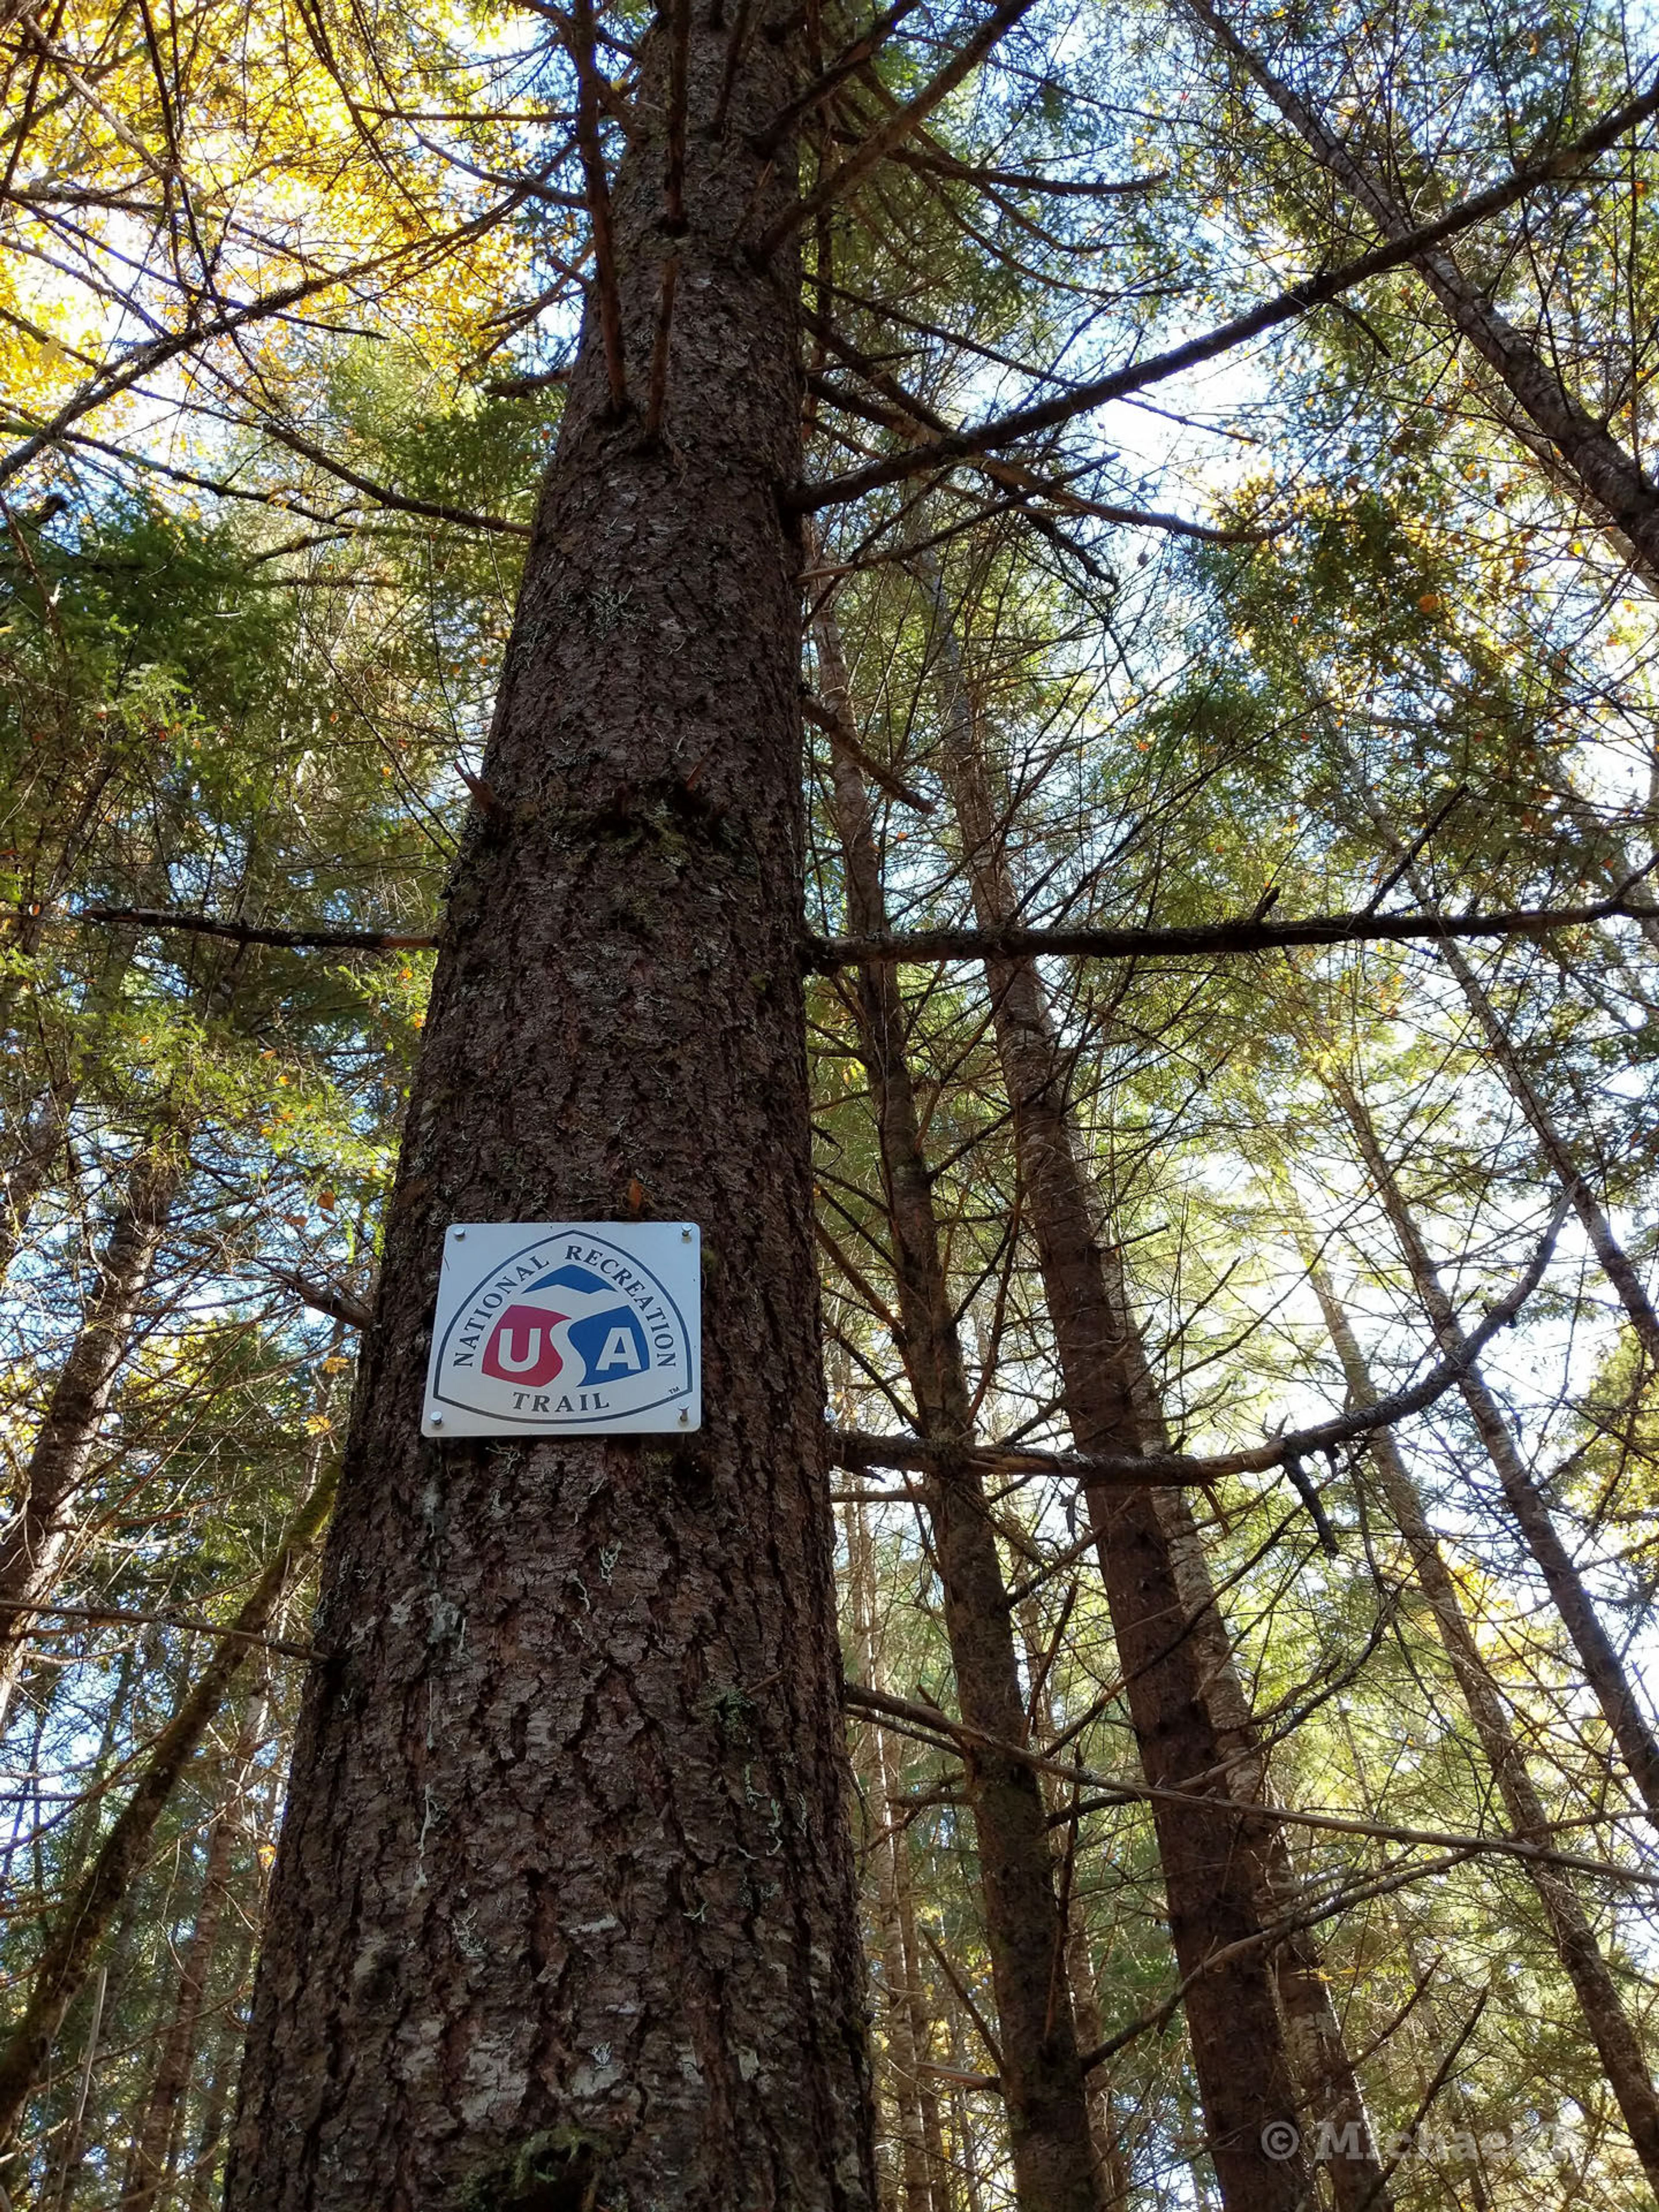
[{"x1": 806, "y1": 893, "x2": 1659, "y2": 969}]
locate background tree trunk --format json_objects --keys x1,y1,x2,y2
[
  {"x1": 1334, "y1": 742, "x2": 1659, "y2": 1367},
  {"x1": 1311, "y1": 1264, "x2": 1659, "y2": 2191},
  {"x1": 0, "y1": 1134, "x2": 187, "y2": 1737},
  {"x1": 0, "y1": 1463, "x2": 337, "y2": 2155},
  {"x1": 847, "y1": 1506, "x2": 942, "y2": 2212},
  {"x1": 1333, "y1": 1073, "x2": 1659, "y2": 1821},
  {"x1": 926, "y1": 594, "x2": 1313, "y2": 2211},
  {"x1": 122, "y1": 1676, "x2": 273, "y2": 2211},
  {"x1": 822, "y1": 640, "x2": 1103, "y2": 2212}
]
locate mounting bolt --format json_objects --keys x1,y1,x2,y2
[
  {"x1": 679, "y1": 1409, "x2": 690, "y2": 1424},
  {"x1": 430, "y1": 1413, "x2": 443, "y2": 1427},
  {"x1": 453, "y1": 1227, "x2": 466, "y2": 1240},
  {"x1": 682, "y1": 1227, "x2": 692, "y2": 1241}
]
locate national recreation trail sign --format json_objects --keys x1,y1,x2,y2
[{"x1": 423, "y1": 1222, "x2": 701, "y2": 1437}]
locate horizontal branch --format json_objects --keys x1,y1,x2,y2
[
  {"x1": 75, "y1": 905, "x2": 436, "y2": 953},
  {"x1": 830, "y1": 1188, "x2": 1568, "y2": 1490},
  {"x1": 830, "y1": 1428, "x2": 1193, "y2": 1488},
  {"x1": 82, "y1": 891, "x2": 1659, "y2": 985},
  {"x1": 794, "y1": 67, "x2": 1659, "y2": 510},
  {"x1": 0, "y1": 1597, "x2": 312, "y2": 1660},
  {"x1": 806, "y1": 892, "x2": 1659, "y2": 970}
]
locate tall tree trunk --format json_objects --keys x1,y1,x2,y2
[
  {"x1": 1310, "y1": 1262, "x2": 1659, "y2": 2194},
  {"x1": 1015, "y1": 1599, "x2": 1132, "y2": 2205},
  {"x1": 846, "y1": 1506, "x2": 942, "y2": 2212},
  {"x1": 181, "y1": 1868, "x2": 265, "y2": 2212},
  {"x1": 1337, "y1": 744, "x2": 1659, "y2": 1368},
  {"x1": 1332, "y1": 1072, "x2": 1659, "y2": 1821},
  {"x1": 1087, "y1": 1265, "x2": 1386, "y2": 2207},
  {"x1": 223, "y1": 12, "x2": 877, "y2": 2209},
  {"x1": 1182, "y1": 0, "x2": 1659, "y2": 591},
  {"x1": 0, "y1": 1462, "x2": 337, "y2": 2154},
  {"x1": 122, "y1": 1676, "x2": 273, "y2": 2211},
  {"x1": 946, "y1": 1992, "x2": 991, "y2": 2212},
  {"x1": 0, "y1": 1134, "x2": 187, "y2": 1737},
  {"x1": 892, "y1": 1810, "x2": 953, "y2": 2210},
  {"x1": 917, "y1": 587, "x2": 1317, "y2": 2210},
  {"x1": 47, "y1": 1962, "x2": 106, "y2": 2212},
  {"x1": 821, "y1": 610, "x2": 1102, "y2": 2212}
]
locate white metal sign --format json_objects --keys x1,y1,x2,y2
[{"x1": 423, "y1": 1222, "x2": 700, "y2": 1437}]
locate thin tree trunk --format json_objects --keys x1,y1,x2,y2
[
  {"x1": 1333, "y1": 1072, "x2": 1659, "y2": 1821},
  {"x1": 920, "y1": 589, "x2": 1316, "y2": 2211},
  {"x1": 47, "y1": 1963, "x2": 106, "y2": 2212},
  {"x1": 1015, "y1": 1600, "x2": 1131, "y2": 2204},
  {"x1": 181, "y1": 1898, "x2": 261, "y2": 2212},
  {"x1": 0, "y1": 1082, "x2": 74, "y2": 1287},
  {"x1": 1183, "y1": 0, "x2": 1659, "y2": 591},
  {"x1": 822, "y1": 608, "x2": 1101, "y2": 2212},
  {"x1": 0, "y1": 1136, "x2": 187, "y2": 1738},
  {"x1": 0, "y1": 1462, "x2": 337, "y2": 2152},
  {"x1": 893, "y1": 1814, "x2": 953, "y2": 2211},
  {"x1": 847, "y1": 1506, "x2": 941, "y2": 2212},
  {"x1": 947, "y1": 1993, "x2": 990, "y2": 2212},
  {"x1": 223, "y1": 11, "x2": 876, "y2": 2207},
  {"x1": 121, "y1": 1676, "x2": 272, "y2": 2211},
  {"x1": 1310, "y1": 1262, "x2": 1659, "y2": 2195},
  {"x1": 1103, "y1": 1307, "x2": 1389, "y2": 2211},
  {"x1": 1338, "y1": 746, "x2": 1659, "y2": 1368}
]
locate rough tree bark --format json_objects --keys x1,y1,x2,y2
[
  {"x1": 223, "y1": 10, "x2": 877, "y2": 2209},
  {"x1": 1183, "y1": 0, "x2": 1659, "y2": 592},
  {"x1": 0, "y1": 1131, "x2": 187, "y2": 1738},
  {"x1": 1333, "y1": 1074, "x2": 1659, "y2": 1822},
  {"x1": 820, "y1": 607, "x2": 1102, "y2": 2212},
  {"x1": 1310, "y1": 1264, "x2": 1659, "y2": 2193},
  {"x1": 918, "y1": 586, "x2": 1320, "y2": 2210},
  {"x1": 1147, "y1": 1432, "x2": 1388, "y2": 2212}
]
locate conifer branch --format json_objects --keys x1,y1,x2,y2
[{"x1": 795, "y1": 68, "x2": 1659, "y2": 509}]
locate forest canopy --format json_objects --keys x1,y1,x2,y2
[{"x1": 4, "y1": 0, "x2": 1659, "y2": 2208}]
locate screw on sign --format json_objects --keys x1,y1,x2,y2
[{"x1": 423, "y1": 1222, "x2": 701, "y2": 1435}]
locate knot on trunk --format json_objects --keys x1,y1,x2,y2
[{"x1": 458, "y1": 2128, "x2": 612, "y2": 2212}]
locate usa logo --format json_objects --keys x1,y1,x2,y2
[{"x1": 423, "y1": 1223, "x2": 700, "y2": 1436}]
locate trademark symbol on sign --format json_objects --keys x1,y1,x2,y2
[{"x1": 423, "y1": 1223, "x2": 701, "y2": 1436}]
